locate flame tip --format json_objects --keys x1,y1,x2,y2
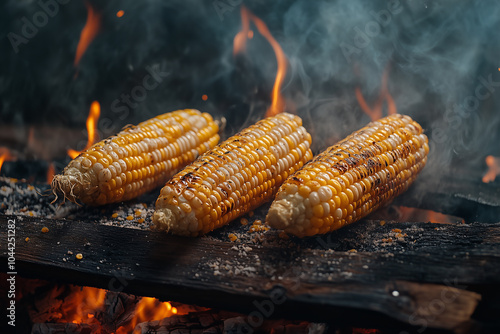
[{"x1": 233, "y1": 7, "x2": 288, "y2": 117}]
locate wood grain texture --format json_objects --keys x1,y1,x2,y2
[{"x1": 1, "y1": 214, "x2": 498, "y2": 332}]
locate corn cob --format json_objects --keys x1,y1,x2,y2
[
  {"x1": 266, "y1": 114, "x2": 429, "y2": 237},
  {"x1": 51, "y1": 109, "x2": 220, "y2": 206},
  {"x1": 153, "y1": 112, "x2": 313, "y2": 236}
]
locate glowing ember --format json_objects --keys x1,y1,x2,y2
[
  {"x1": 233, "y1": 6, "x2": 287, "y2": 117},
  {"x1": 74, "y1": 1, "x2": 101, "y2": 67},
  {"x1": 67, "y1": 101, "x2": 101, "y2": 159},
  {"x1": 46, "y1": 162, "x2": 55, "y2": 184},
  {"x1": 352, "y1": 329, "x2": 380, "y2": 334},
  {"x1": 0, "y1": 147, "x2": 13, "y2": 174},
  {"x1": 202, "y1": 94, "x2": 208, "y2": 101},
  {"x1": 483, "y1": 155, "x2": 500, "y2": 183},
  {"x1": 394, "y1": 206, "x2": 463, "y2": 224},
  {"x1": 116, "y1": 297, "x2": 178, "y2": 334},
  {"x1": 56, "y1": 286, "x2": 106, "y2": 324},
  {"x1": 356, "y1": 66, "x2": 397, "y2": 121},
  {"x1": 116, "y1": 10, "x2": 125, "y2": 18}
]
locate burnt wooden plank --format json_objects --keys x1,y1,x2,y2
[
  {"x1": 393, "y1": 169, "x2": 500, "y2": 222},
  {"x1": 1, "y1": 214, "x2": 499, "y2": 332}
]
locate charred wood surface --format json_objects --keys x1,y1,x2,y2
[{"x1": 1, "y1": 214, "x2": 499, "y2": 332}]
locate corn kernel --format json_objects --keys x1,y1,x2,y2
[
  {"x1": 153, "y1": 113, "x2": 312, "y2": 236},
  {"x1": 76, "y1": 253, "x2": 83, "y2": 260},
  {"x1": 41, "y1": 227, "x2": 49, "y2": 233},
  {"x1": 51, "y1": 110, "x2": 220, "y2": 206},
  {"x1": 267, "y1": 114, "x2": 428, "y2": 237}
]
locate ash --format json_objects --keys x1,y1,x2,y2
[
  {"x1": 0, "y1": 177, "x2": 155, "y2": 230},
  {"x1": 1, "y1": 176, "x2": 459, "y2": 281}
]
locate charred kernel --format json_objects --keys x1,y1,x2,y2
[
  {"x1": 51, "y1": 110, "x2": 220, "y2": 206},
  {"x1": 153, "y1": 113, "x2": 312, "y2": 236},
  {"x1": 267, "y1": 114, "x2": 428, "y2": 238}
]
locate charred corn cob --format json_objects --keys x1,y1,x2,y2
[
  {"x1": 267, "y1": 114, "x2": 429, "y2": 237},
  {"x1": 52, "y1": 109, "x2": 220, "y2": 206},
  {"x1": 153, "y1": 112, "x2": 313, "y2": 236}
]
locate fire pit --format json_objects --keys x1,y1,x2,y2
[{"x1": 1, "y1": 0, "x2": 500, "y2": 333}]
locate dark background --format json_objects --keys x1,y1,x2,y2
[{"x1": 0, "y1": 0, "x2": 499, "y2": 181}]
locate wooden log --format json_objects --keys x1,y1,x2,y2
[
  {"x1": 135, "y1": 310, "x2": 325, "y2": 334},
  {"x1": 96, "y1": 291, "x2": 140, "y2": 333},
  {"x1": 31, "y1": 322, "x2": 99, "y2": 334},
  {"x1": 1, "y1": 214, "x2": 497, "y2": 332},
  {"x1": 393, "y1": 168, "x2": 500, "y2": 222}
]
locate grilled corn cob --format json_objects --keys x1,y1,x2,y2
[
  {"x1": 267, "y1": 114, "x2": 429, "y2": 237},
  {"x1": 153, "y1": 112, "x2": 313, "y2": 236},
  {"x1": 51, "y1": 109, "x2": 220, "y2": 206}
]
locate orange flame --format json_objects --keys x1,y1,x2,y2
[
  {"x1": 116, "y1": 297, "x2": 178, "y2": 334},
  {"x1": 234, "y1": 6, "x2": 287, "y2": 117},
  {"x1": 483, "y1": 155, "x2": 500, "y2": 183},
  {"x1": 116, "y1": 10, "x2": 125, "y2": 18},
  {"x1": 0, "y1": 148, "x2": 13, "y2": 174},
  {"x1": 47, "y1": 162, "x2": 55, "y2": 184},
  {"x1": 74, "y1": 1, "x2": 101, "y2": 67},
  {"x1": 395, "y1": 206, "x2": 463, "y2": 224},
  {"x1": 57, "y1": 286, "x2": 106, "y2": 324},
  {"x1": 356, "y1": 66, "x2": 397, "y2": 121},
  {"x1": 68, "y1": 101, "x2": 101, "y2": 159}
]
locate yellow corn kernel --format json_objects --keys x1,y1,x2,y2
[
  {"x1": 51, "y1": 109, "x2": 220, "y2": 206},
  {"x1": 153, "y1": 113, "x2": 313, "y2": 236},
  {"x1": 267, "y1": 114, "x2": 428, "y2": 237}
]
